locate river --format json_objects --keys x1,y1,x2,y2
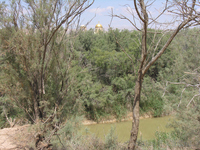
[{"x1": 82, "y1": 116, "x2": 172, "y2": 142}]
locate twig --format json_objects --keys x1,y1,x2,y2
[
  {"x1": 178, "y1": 87, "x2": 186, "y2": 108},
  {"x1": 187, "y1": 94, "x2": 200, "y2": 107},
  {"x1": 57, "y1": 134, "x2": 66, "y2": 149},
  {"x1": 162, "y1": 81, "x2": 168, "y2": 97},
  {"x1": 43, "y1": 106, "x2": 57, "y2": 124},
  {"x1": 3, "y1": 106, "x2": 16, "y2": 127}
]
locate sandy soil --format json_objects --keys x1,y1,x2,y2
[
  {"x1": 82, "y1": 112, "x2": 152, "y2": 125},
  {"x1": 0, "y1": 125, "x2": 34, "y2": 150}
]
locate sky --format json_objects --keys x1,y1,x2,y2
[
  {"x1": 80, "y1": 0, "x2": 173, "y2": 30},
  {"x1": 1, "y1": 0, "x2": 181, "y2": 30}
]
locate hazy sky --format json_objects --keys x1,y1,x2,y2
[
  {"x1": 81, "y1": 0, "x2": 171, "y2": 30},
  {"x1": 1, "y1": 0, "x2": 176, "y2": 30}
]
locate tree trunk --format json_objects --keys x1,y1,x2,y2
[
  {"x1": 33, "y1": 97, "x2": 40, "y2": 123},
  {"x1": 128, "y1": 70, "x2": 143, "y2": 150},
  {"x1": 128, "y1": 1, "x2": 147, "y2": 149}
]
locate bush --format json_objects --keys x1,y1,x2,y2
[
  {"x1": 169, "y1": 104, "x2": 200, "y2": 148},
  {"x1": 140, "y1": 89, "x2": 164, "y2": 117},
  {"x1": 104, "y1": 126, "x2": 118, "y2": 150},
  {"x1": 137, "y1": 131, "x2": 178, "y2": 150},
  {"x1": 140, "y1": 77, "x2": 164, "y2": 117}
]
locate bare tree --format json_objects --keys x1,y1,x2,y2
[{"x1": 112, "y1": 0, "x2": 200, "y2": 149}]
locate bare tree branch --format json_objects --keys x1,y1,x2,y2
[
  {"x1": 134, "y1": 0, "x2": 145, "y2": 22},
  {"x1": 142, "y1": 17, "x2": 196, "y2": 77},
  {"x1": 187, "y1": 94, "x2": 200, "y2": 107}
]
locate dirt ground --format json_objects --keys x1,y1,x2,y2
[{"x1": 0, "y1": 125, "x2": 34, "y2": 150}]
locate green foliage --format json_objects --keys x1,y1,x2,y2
[
  {"x1": 169, "y1": 104, "x2": 200, "y2": 148},
  {"x1": 152, "y1": 131, "x2": 173, "y2": 148},
  {"x1": 71, "y1": 29, "x2": 140, "y2": 120},
  {"x1": 0, "y1": 0, "x2": 95, "y2": 126},
  {"x1": 78, "y1": 29, "x2": 94, "y2": 51},
  {"x1": 158, "y1": 29, "x2": 200, "y2": 149},
  {"x1": 140, "y1": 77, "x2": 164, "y2": 117},
  {"x1": 104, "y1": 126, "x2": 118, "y2": 150},
  {"x1": 140, "y1": 90, "x2": 164, "y2": 117},
  {"x1": 0, "y1": 26, "x2": 176, "y2": 123},
  {"x1": 1, "y1": 0, "x2": 199, "y2": 139},
  {"x1": 59, "y1": 116, "x2": 83, "y2": 141},
  {"x1": 0, "y1": 107, "x2": 6, "y2": 128},
  {"x1": 1, "y1": 1, "x2": 200, "y2": 149},
  {"x1": 75, "y1": 28, "x2": 182, "y2": 119},
  {"x1": 1, "y1": 25, "x2": 199, "y2": 124},
  {"x1": 138, "y1": 131, "x2": 178, "y2": 150}
]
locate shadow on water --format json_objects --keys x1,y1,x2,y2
[{"x1": 82, "y1": 116, "x2": 173, "y2": 142}]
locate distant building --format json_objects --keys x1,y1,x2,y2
[
  {"x1": 80, "y1": 25, "x2": 87, "y2": 31},
  {"x1": 80, "y1": 22, "x2": 103, "y2": 33},
  {"x1": 95, "y1": 22, "x2": 103, "y2": 33}
]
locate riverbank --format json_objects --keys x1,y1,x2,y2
[{"x1": 82, "y1": 112, "x2": 153, "y2": 125}]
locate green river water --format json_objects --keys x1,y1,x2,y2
[{"x1": 82, "y1": 116, "x2": 172, "y2": 142}]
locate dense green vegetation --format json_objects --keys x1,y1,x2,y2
[
  {"x1": 70, "y1": 29, "x2": 166, "y2": 120},
  {"x1": 1, "y1": 27, "x2": 200, "y2": 148},
  {"x1": 0, "y1": 1, "x2": 200, "y2": 149}
]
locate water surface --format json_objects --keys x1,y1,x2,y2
[{"x1": 83, "y1": 116, "x2": 172, "y2": 142}]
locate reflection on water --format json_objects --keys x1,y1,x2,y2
[{"x1": 82, "y1": 116, "x2": 172, "y2": 142}]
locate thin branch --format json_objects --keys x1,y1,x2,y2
[
  {"x1": 187, "y1": 94, "x2": 200, "y2": 107},
  {"x1": 151, "y1": 32, "x2": 166, "y2": 57},
  {"x1": 162, "y1": 81, "x2": 168, "y2": 97},
  {"x1": 142, "y1": 17, "x2": 195, "y2": 77},
  {"x1": 46, "y1": 0, "x2": 94, "y2": 46},
  {"x1": 149, "y1": 0, "x2": 169, "y2": 25},
  {"x1": 57, "y1": 134, "x2": 66, "y2": 149},
  {"x1": 134, "y1": 0, "x2": 145, "y2": 22},
  {"x1": 43, "y1": 106, "x2": 57, "y2": 124},
  {"x1": 3, "y1": 106, "x2": 16, "y2": 127},
  {"x1": 112, "y1": 14, "x2": 141, "y2": 31},
  {"x1": 178, "y1": 87, "x2": 186, "y2": 107}
]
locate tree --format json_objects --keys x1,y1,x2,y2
[
  {"x1": 112, "y1": 0, "x2": 200, "y2": 149},
  {"x1": 0, "y1": 0, "x2": 94, "y2": 122},
  {"x1": 0, "y1": 0, "x2": 93, "y2": 148}
]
